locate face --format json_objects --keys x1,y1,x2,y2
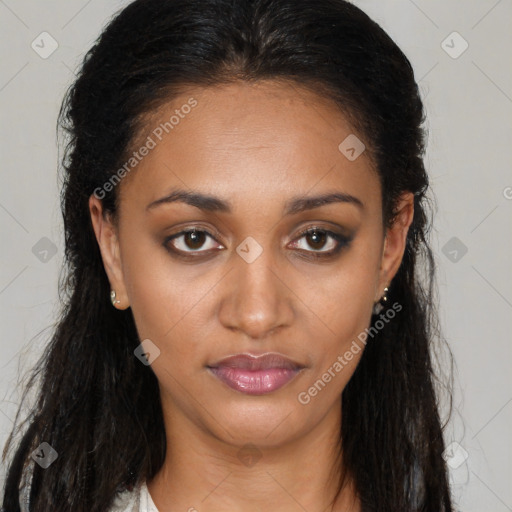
[{"x1": 90, "y1": 80, "x2": 413, "y2": 448}]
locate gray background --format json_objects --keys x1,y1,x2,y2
[{"x1": 1, "y1": 1, "x2": 511, "y2": 510}]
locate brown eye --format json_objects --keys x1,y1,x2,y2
[
  {"x1": 164, "y1": 229, "x2": 223, "y2": 255},
  {"x1": 183, "y1": 230, "x2": 207, "y2": 250},
  {"x1": 304, "y1": 229, "x2": 328, "y2": 250},
  {"x1": 290, "y1": 227, "x2": 352, "y2": 258}
]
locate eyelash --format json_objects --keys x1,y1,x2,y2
[{"x1": 163, "y1": 226, "x2": 352, "y2": 260}]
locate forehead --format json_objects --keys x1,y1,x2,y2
[{"x1": 118, "y1": 80, "x2": 380, "y2": 218}]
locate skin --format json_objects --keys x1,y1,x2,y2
[{"x1": 89, "y1": 80, "x2": 414, "y2": 512}]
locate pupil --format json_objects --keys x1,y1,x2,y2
[
  {"x1": 308, "y1": 230, "x2": 326, "y2": 249},
  {"x1": 186, "y1": 230, "x2": 205, "y2": 249}
]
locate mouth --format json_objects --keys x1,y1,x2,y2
[{"x1": 206, "y1": 352, "x2": 305, "y2": 395}]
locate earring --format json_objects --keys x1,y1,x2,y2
[
  {"x1": 372, "y1": 286, "x2": 389, "y2": 315},
  {"x1": 110, "y1": 290, "x2": 121, "y2": 307}
]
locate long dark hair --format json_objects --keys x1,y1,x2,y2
[{"x1": 2, "y1": 0, "x2": 455, "y2": 510}]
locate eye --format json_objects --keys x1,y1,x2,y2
[
  {"x1": 164, "y1": 228, "x2": 224, "y2": 255},
  {"x1": 289, "y1": 227, "x2": 351, "y2": 257},
  {"x1": 164, "y1": 226, "x2": 352, "y2": 259}
]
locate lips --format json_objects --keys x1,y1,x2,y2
[
  {"x1": 209, "y1": 353, "x2": 303, "y2": 371},
  {"x1": 207, "y1": 353, "x2": 305, "y2": 395}
]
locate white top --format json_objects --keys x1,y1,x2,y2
[{"x1": 109, "y1": 480, "x2": 160, "y2": 512}]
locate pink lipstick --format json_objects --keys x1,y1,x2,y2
[{"x1": 207, "y1": 353, "x2": 304, "y2": 395}]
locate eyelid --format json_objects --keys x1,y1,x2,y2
[
  {"x1": 164, "y1": 227, "x2": 225, "y2": 254},
  {"x1": 289, "y1": 226, "x2": 352, "y2": 255},
  {"x1": 163, "y1": 224, "x2": 352, "y2": 257}
]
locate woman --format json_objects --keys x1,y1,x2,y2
[{"x1": 1, "y1": 0, "x2": 454, "y2": 510}]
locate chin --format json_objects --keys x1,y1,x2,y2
[{"x1": 208, "y1": 399, "x2": 306, "y2": 446}]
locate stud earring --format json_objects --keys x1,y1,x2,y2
[
  {"x1": 372, "y1": 286, "x2": 389, "y2": 315},
  {"x1": 110, "y1": 290, "x2": 121, "y2": 307}
]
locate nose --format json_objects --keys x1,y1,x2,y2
[{"x1": 217, "y1": 247, "x2": 294, "y2": 340}]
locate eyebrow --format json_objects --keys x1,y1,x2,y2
[{"x1": 146, "y1": 188, "x2": 364, "y2": 215}]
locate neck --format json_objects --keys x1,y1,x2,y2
[{"x1": 147, "y1": 400, "x2": 360, "y2": 512}]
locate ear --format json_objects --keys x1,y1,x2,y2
[
  {"x1": 88, "y1": 194, "x2": 130, "y2": 309},
  {"x1": 375, "y1": 191, "x2": 415, "y2": 302}
]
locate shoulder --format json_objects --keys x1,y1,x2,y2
[{"x1": 18, "y1": 465, "x2": 151, "y2": 512}]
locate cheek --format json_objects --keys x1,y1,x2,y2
[
  {"x1": 121, "y1": 240, "x2": 217, "y2": 360},
  {"x1": 301, "y1": 237, "x2": 382, "y2": 346},
  {"x1": 295, "y1": 259, "x2": 378, "y2": 404}
]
